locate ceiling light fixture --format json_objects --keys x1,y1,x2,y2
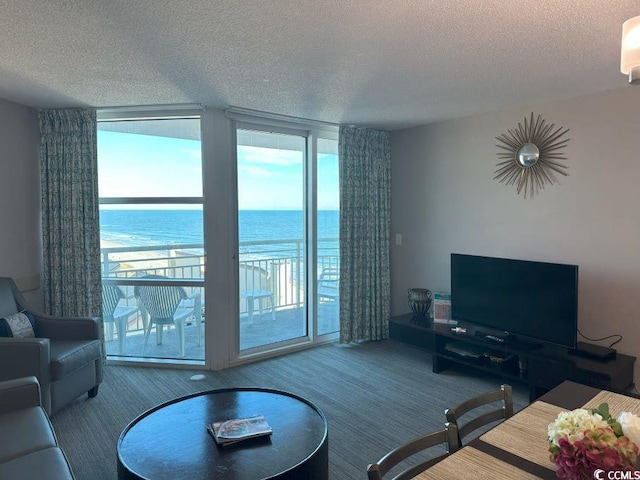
[{"x1": 621, "y1": 15, "x2": 640, "y2": 84}]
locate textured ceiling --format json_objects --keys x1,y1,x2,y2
[{"x1": 0, "y1": 1, "x2": 637, "y2": 130}]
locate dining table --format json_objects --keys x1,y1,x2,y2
[{"x1": 413, "y1": 381, "x2": 640, "y2": 479}]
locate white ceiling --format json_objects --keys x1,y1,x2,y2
[{"x1": 0, "y1": 1, "x2": 638, "y2": 130}]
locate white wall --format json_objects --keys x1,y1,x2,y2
[
  {"x1": 0, "y1": 98, "x2": 42, "y2": 307},
  {"x1": 390, "y1": 86, "x2": 640, "y2": 384}
]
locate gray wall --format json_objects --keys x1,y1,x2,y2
[
  {"x1": 391, "y1": 86, "x2": 640, "y2": 384},
  {"x1": 0, "y1": 98, "x2": 42, "y2": 306}
]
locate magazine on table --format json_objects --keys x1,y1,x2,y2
[{"x1": 207, "y1": 414, "x2": 273, "y2": 446}]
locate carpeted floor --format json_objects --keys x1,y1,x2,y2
[{"x1": 50, "y1": 339, "x2": 528, "y2": 479}]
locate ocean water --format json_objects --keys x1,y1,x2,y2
[{"x1": 99, "y1": 210, "x2": 339, "y2": 257}]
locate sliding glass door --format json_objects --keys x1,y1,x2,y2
[
  {"x1": 237, "y1": 129, "x2": 306, "y2": 350},
  {"x1": 236, "y1": 126, "x2": 339, "y2": 353}
]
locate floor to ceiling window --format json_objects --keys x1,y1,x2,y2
[
  {"x1": 95, "y1": 107, "x2": 337, "y2": 367},
  {"x1": 235, "y1": 122, "x2": 339, "y2": 354},
  {"x1": 97, "y1": 110, "x2": 205, "y2": 363}
]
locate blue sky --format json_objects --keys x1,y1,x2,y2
[{"x1": 97, "y1": 130, "x2": 339, "y2": 210}]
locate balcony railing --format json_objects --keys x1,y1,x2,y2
[{"x1": 100, "y1": 238, "x2": 339, "y2": 355}]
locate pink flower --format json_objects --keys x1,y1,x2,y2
[
  {"x1": 549, "y1": 404, "x2": 640, "y2": 479},
  {"x1": 550, "y1": 427, "x2": 638, "y2": 480}
]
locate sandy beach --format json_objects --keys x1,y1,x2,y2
[{"x1": 101, "y1": 240, "x2": 203, "y2": 276}]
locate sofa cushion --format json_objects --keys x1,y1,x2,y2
[
  {"x1": 0, "y1": 406, "x2": 57, "y2": 464},
  {"x1": 0, "y1": 311, "x2": 36, "y2": 338},
  {"x1": 0, "y1": 447, "x2": 74, "y2": 480},
  {"x1": 49, "y1": 340, "x2": 101, "y2": 381},
  {"x1": 0, "y1": 278, "x2": 18, "y2": 318}
]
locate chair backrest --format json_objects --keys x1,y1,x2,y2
[
  {"x1": 318, "y1": 267, "x2": 339, "y2": 300},
  {"x1": 134, "y1": 276, "x2": 187, "y2": 321},
  {"x1": 367, "y1": 423, "x2": 459, "y2": 480},
  {"x1": 239, "y1": 264, "x2": 271, "y2": 292},
  {"x1": 102, "y1": 284, "x2": 125, "y2": 321},
  {"x1": 445, "y1": 384, "x2": 513, "y2": 444}
]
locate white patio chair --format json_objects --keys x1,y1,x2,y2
[
  {"x1": 134, "y1": 275, "x2": 202, "y2": 357},
  {"x1": 102, "y1": 283, "x2": 139, "y2": 355},
  {"x1": 239, "y1": 264, "x2": 276, "y2": 325},
  {"x1": 318, "y1": 267, "x2": 339, "y2": 303}
]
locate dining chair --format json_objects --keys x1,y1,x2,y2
[
  {"x1": 102, "y1": 283, "x2": 139, "y2": 355},
  {"x1": 367, "y1": 422, "x2": 459, "y2": 480},
  {"x1": 134, "y1": 275, "x2": 202, "y2": 357},
  {"x1": 445, "y1": 384, "x2": 513, "y2": 445}
]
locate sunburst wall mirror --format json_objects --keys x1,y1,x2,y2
[{"x1": 494, "y1": 113, "x2": 570, "y2": 198}]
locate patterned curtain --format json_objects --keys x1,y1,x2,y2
[
  {"x1": 39, "y1": 109, "x2": 102, "y2": 318},
  {"x1": 339, "y1": 126, "x2": 391, "y2": 343}
]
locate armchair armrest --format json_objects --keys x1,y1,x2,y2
[
  {"x1": 0, "y1": 376, "x2": 41, "y2": 414},
  {"x1": 34, "y1": 313, "x2": 101, "y2": 341},
  {"x1": 0, "y1": 337, "x2": 50, "y2": 384}
]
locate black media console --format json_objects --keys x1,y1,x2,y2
[{"x1": 389, "y1": 313, "x2": 636, "y2": 402}]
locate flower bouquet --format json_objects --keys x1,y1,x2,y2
[{"x1": 548, "y1": 403, "x2": 640, "y2": 479}]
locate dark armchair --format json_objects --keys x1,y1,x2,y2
[{"x1": 0, "y1": 277, "x2": 103, "y2": 415}]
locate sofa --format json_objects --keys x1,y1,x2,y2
[
  {"x1": 0, "y1": 277, "x2": 103, "y2": 415},
  {"x1": 0, "y1": 376, "x2": 75, "y2": 479}
]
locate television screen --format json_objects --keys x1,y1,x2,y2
[{"x1": 450, "y1": 253, "x2": 578, "y2": 348}]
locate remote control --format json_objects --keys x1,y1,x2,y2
[{"x1": 486, "y1": 335, "x2": 505, "y2": 343}]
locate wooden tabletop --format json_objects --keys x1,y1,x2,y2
[
  {"x1": 413, "y1": 381, "x2": 640, "y2": 479},
  {"x1": 117, "y1": 388, "x2": 328, "y2": 480}
]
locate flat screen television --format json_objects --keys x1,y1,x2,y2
[{"x1": 450, "y1": 253, "x2": 578, "y2": 348}]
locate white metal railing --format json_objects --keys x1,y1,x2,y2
[{"x1": 101, "y1": 239, "x2": 339, "y2": 335}]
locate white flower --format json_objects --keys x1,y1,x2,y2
[
  {"x1": 617, "y1": 411, "x2": 640, "y2": 447},
  {"x1": 548, "y1": 408, "x2": 608, "y2": 447}
]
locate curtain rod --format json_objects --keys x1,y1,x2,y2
[
  {"x1": 97, "y1": 104, "x2": 205, "y2": 121},
  {"x1": 97, "y1": 103, "x2": 205, "y2": 113},
  {"x1": 225, "y1": 106, "x2": 339, "y2": 128}
]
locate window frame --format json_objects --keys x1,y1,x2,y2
[
  {"x1": 229, "y1": 111, "x2": 339, "y2": 361},
  {"x1": 96, "y1": 108, "x2": 206, "y2": 365}
]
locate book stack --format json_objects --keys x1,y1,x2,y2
[
  {"x1": 207, "y1": 414, "x2": 273, "y2": 447},
  {"x1": 434, "y1": 292, "x2": 456, "y2": 325}
]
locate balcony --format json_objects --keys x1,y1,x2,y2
[{"x1": 101, "y1": 239, "x2": 339, "y2": 361}]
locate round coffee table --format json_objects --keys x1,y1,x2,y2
[{"x1": 117, "y1": 388, "x2": 328, "y2": 480}]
